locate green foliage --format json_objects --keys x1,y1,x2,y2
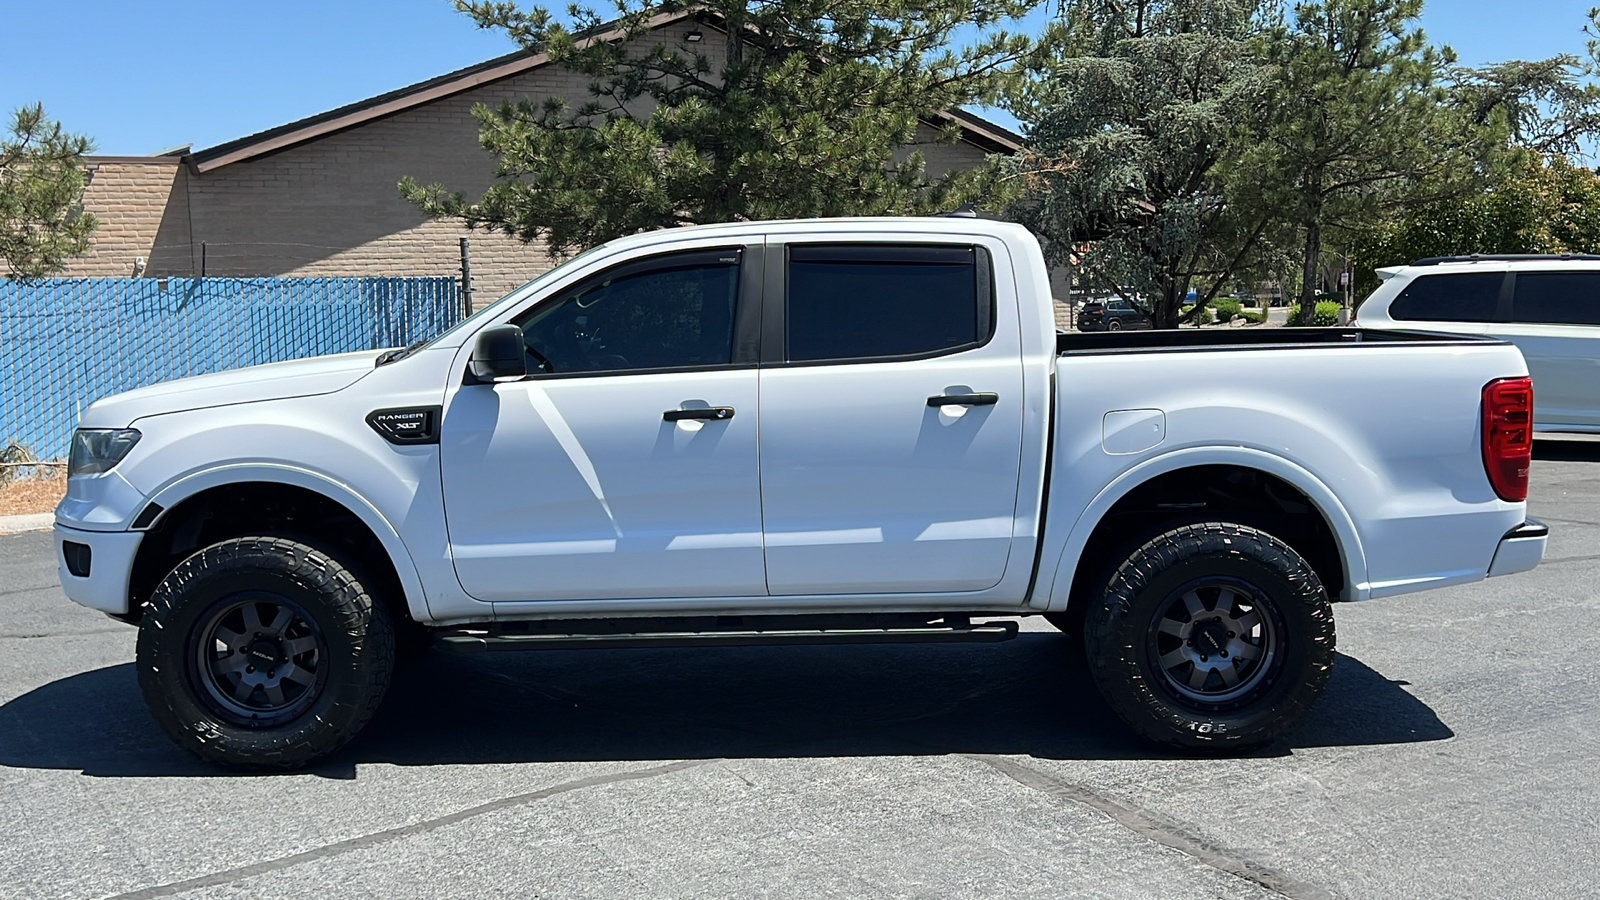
[
  {"x1": 1241, "y1": 0, "x2": 1491, "y2": 326},
  {"x1": 1287, "y1": 300, "x2": 1342, "y2": 326},
  {"x1": 1007, "y1": 0, "x2": 1278, "y2": 329},
  {"x1": 1238, "y1": 308, "x2": 1267, "y2": 324},
  {"x1": 0, "y1": 104, "x2": 97, "y2": 279},
  {"x1": 1180, "y1": 304, "x2": 1214, "y2": 326},
  {"x1": 401, "y1": 0, "x2": 1034, "y2": 256},
  {"x1": 1213, "y1": 298, "x2": 1243, "y2": 322},
  {"x1": 1349, "y1": 153, "x2": 1600, "y2": 295}
]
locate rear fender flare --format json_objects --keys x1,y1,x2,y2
[{"x1": 1038, "y1": 446, "x2": 1371, "y2": 610}]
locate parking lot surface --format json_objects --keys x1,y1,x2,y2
[{"x1": 3, "y1": 441, "x2": 1599, "y2": 899}]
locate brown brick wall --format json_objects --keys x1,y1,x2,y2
[
  {"x1": 178, "y1": 21, "x2": 732, "y2": 304},
  {"x1": 9, "y1": 160, "x2": 189, "y2": 278}
]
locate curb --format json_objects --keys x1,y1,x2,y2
[{"x1": 0, "y1": 513, "x2": 54, "y2": 535}]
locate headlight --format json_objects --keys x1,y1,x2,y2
[{"x1": 68, "y1": 428, "x2": 142, "y2": 477}]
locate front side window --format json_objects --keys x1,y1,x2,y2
[
  {"x1": 516, "y1": 249, "x2": 741, "y2": 374},
  {"x1": 786, "y1": 244, "x2": 990, "y2": 363},
  {"x1": 1387, "y1": 272, "x2": 1502, "y2": 322},
  {"x1": 1511, "y1": 272, "x2": 1600, "y2": 325}
]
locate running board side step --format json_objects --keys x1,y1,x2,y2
[{"x1": 434, "y1": 615, "x2": 1019, "y2": 653}]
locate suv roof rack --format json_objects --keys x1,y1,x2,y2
[{"x1": 1411, "y1": 253, "x2": 1600, "y2": 266}]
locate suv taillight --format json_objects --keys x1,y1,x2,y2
[{"x1": 1482, "y1": 377, "x2": 1532, "y2": 502}]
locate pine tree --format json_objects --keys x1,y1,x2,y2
[
  {"x1": 0, "y1": 104, "x2": 98, "y2": 279},
  {"x1": 402, "y1": 0, "x2": 1035, "y2": 256},
  {"x1": 1245, "y1": 0, "x2": 1485, "y2": 325}
]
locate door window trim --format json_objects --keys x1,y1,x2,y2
[
  {"x1": 500, "y1": 244, "x2": 764, "y2": 380},
  {"x1": 761, "y1": 241, "x2": 997, "y2": 367}
]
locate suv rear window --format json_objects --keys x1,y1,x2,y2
[
  {"x1": 786, "y1": 244, "x2": 992, "y2": 363},
  {"x1": 1511, "y1": 272, "x2": 1600, "y2": 325},
  {"x1": 1387, "y1": 272, "x2": 1502, "y2": 322}
]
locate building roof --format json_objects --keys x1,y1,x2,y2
[{"x1": 187, "y1": 10, "x2": 1022, "y2": 173}]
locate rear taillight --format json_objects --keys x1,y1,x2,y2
[{"x1": 1482, "y1": 377, "x2": 1532, "y2": 502}]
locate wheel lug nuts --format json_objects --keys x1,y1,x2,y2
[
  {"x1": 1227, "y1": 631, "x2": 1234, "y2": 638},
  {"x1": 1220, "y1": 650, "x2": 1229, "y2": 658},
  {"x1": 1199, "y1": 655, "x2": 1208, "y2": 662},
  {"x1": 246, "y1": 666, "x2": 254, "y2": 673},
  {"x1": 267, "y1": 670, "x2": 275, "y2": 678}
]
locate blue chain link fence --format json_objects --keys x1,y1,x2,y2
[{"x1": 2, "y1": 276, "x2": 462, "y2": 460}]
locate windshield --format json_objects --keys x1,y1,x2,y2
[{"x1": 417, "y1": 243, "x2": 611, "y2": 352}]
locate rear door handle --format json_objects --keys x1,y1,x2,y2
[
  {"x1": 927, "y1": 393, "x2": 998, "y2": 407},
  {"x1": 664, "y1": 407, "x2": 735, "y2": 422}
]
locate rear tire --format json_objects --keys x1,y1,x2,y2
[
  {"x1": 1083, "y1": 522, "x2": 1334, "y2": 753},
  {"x1": 136, "y1": 536, "x2": 394, "y2": 769},
  {"x1": 1106, "y1": 318, "x2": 1123, "y2": 331}
]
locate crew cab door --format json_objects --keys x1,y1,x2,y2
[
  {"x1": 756, "y1": 238, "x2": 1027, "y2": 595},
  {"x1": 439, "y1": 246, "x2": 768, "y2": 602}
]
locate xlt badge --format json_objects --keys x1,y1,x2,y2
[{"x1": 366, "y1": 406, "x2": 442, "y2": 445}]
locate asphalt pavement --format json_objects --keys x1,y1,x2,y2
[{"x1": 3, "y1": 442, "x2": 1598, "y2": 899}]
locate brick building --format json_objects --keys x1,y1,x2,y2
[{"x1": 48, "y1": 13, "x2": 1024, "y2": 306}]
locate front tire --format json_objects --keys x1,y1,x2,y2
[
  {"x1": 1083, "y1": 522, "x2": 1334, "y2": 753},
  {"x1": 137, "y1": 536, "x2": 394, "y2": 769}
]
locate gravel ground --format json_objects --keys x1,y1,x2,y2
[{"x1": 0, "y1": 471, "x2": 65, "y2": 517}]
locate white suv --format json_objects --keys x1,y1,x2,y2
[{"x1": 1357, "y1": 254, "x2": 1600, "y2": 433}]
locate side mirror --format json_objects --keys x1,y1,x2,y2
[{"x1": 468, "y1": 324, "x2": 527, "y2": 382}]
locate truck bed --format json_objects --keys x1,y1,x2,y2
[{"x1": 1057, "y1": 327, "x2": 1502, "y2": 355}]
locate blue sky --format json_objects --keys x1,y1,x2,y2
[{"x1": 0, "y1": 0, "x2": 1593, "y2": 156}]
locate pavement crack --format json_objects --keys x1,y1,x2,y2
[
  {"x1": 0, "y1": 583, "x2": 61, "y2": 599},
  {"x1": 101, "y1": 759, "x2": 712, "y2": 900},
  {"x1": 967, "y1": 754, "x2": 1336, "y2": 900},
  {"x1": 0, "y1": 627, "x2": 130, "y2": 640}
]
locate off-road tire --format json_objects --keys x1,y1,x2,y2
[
  {"x1": 136, "y1": 536, "x2": 394, "y2": 769},
  {"x1": 1083, "y1": 522, "x2": 1335, "y2": 753}
]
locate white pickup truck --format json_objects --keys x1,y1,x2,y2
[{"x1": 54, "y1": 217, "x2": 1547, "y2": 768}]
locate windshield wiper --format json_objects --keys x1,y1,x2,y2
[{"x1": 375, "y1": 340, "x2": 429, "y2": 368}]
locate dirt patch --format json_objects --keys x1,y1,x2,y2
[{"x1": 0, "y1": 471, "x2": 67, "y2": 516}]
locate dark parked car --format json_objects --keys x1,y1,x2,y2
[{"x1": 1077, "y1": 297, "x2": 1153, "y2": 331}]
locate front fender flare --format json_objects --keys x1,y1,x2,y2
[
  {"x1": 142, "y1": 463, "x2": 433, "y2": 622},
  {"x1": 1038, "y1": 445, "x2": 1371, "y2": 610}
]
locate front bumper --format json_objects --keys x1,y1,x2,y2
[
  {"x1": 54, "y1": 523, "x2": 143, "y2": 615},
  {"x1": 1487, "y1": 518, "x2": 1547, "y2": 578}
]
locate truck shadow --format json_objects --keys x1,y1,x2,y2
[{"x1": 0, "y1": 635, "x2": 1451, "y2": 778}]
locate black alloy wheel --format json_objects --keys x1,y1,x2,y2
[{"x1": 191, "y1": 592, "x2": 328, "y2": 726}]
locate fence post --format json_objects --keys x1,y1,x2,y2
[
  {"x1": 458, "y1": 237, "x2": 473, "y2": 318},
  {"x1": 200, "y1": 242, "x2": 207, "y2": 278}
]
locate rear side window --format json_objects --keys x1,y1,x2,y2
[
  {"x1": 1511, "y1": 272, "x2": 1600, "y2": 325},
  {"x1": 786, "y1": 244, "x2": 992, "y2": 362},
  {"x1": 1387, "y1": 272, "x2": 1502, "y2": 322}
]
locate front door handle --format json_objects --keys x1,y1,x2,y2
[
  {"x1": 664, "y1": 407, "x2": 735, "y2": 422},
  {"x1": 927, "y1": 393, "x2": 998, "y2": 407}
]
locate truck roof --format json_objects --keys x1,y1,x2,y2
[{"x1": 594, "y1": 216, "x2": 1037, "y2": 254}]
